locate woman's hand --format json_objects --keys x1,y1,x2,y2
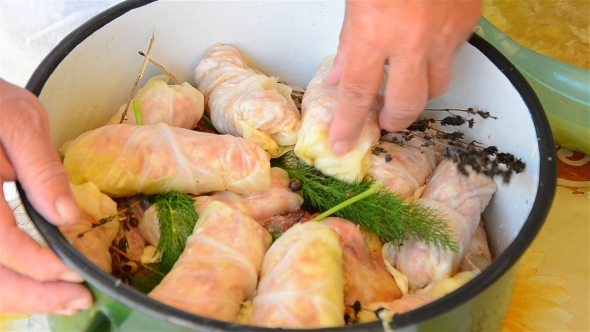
[
  {"x1": 0, "y1": 78, "x2": 92, "y2": 315},
  {"x1": 327, "y1": 0, "x2": 482, "y2": 154}
]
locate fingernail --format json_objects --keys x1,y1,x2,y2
[
  {"x1": 59, "y1": 270, "x2": 84, "y2": 283},
  {"x1": 65, "y1": 297, "x2": 92, "y2": 310},
  {"x1": 52, "y1": 308, "x2": 77, "y2": 316},
  {"x1": 55, "y1": 196, "x2": 79, "y2": 225},
  {"x1": 331, "y1": 141, "x2": 351, "y2": 155}
]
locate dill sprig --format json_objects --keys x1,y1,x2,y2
[
  {"x1": 128, "y1": 268, "x2": 164, "y2": 293},
  {"x1": 272, "y1": 152, "x2": 459, "y2": 253},
  {"x1": 150, "y1": 192, "x2": 198, "y2": 273}
]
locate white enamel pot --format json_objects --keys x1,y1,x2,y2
[{"x1": 20, "y1": 1, "x2": 557, "y2": 331}]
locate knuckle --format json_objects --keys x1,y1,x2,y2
[
  {"x1": 340, "y1": 88, "x2": 376, "y2": 111},
  {"x1": 26, "y1": 159, "x2": 68, "y2": 189}
]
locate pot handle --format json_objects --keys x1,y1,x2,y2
[{"x1": 83, "y1": 310, "x2": 114, "y2": 332}]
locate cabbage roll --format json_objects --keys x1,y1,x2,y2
[
  {"x1": 421, "y1": 159, "x2": 497, "y2": 230},
  {"x1": 62, "y1": 123, "x2": 271, "y2": 197},
  {"x1": 60, "y1": 182, "x2": 119, "y2": 273},
  {"x1": 107, "y1": 75, "x2": 204, "y2": 129},
  {"x1": 358, "y1": 271, "x2": 477, "y2": 322},
  {"x1": 194, "y1": 43, "x2": 301, "y2": 157},
  {"x1": 459, "y1": 219, "x2": 492, "y2": 272},
  {"x1": 369, "y1": 134, "x2": 438, "y2": 199},
  {"x1": 321, "y1": 218, "x2": 402, "y2": 307},
  {"x1": 250, "y1": 222, "x2": 345, "y2": 328},
  {"x1": 294, "y1": 57, "x2": 382, "y2": 182},
  {"x1": 138, "y1": 167, "x2": 302, "y2": 246},
  {"x1": 148, "y1": 201, "x2": 271, "y2": 321},
  {"x1": 385, "y1": 160, "x2": 496, "y2": 289},
  {"x1": 384, "y1": 198, "x2": 473, "y2": 289}
]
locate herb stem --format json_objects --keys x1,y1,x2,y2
[
  {"x1": 133, "y1": 99, "x2": 144, "y2": 125},
  {"x1": 310, "y1": 180, "x2": 381, "y2": 222}
]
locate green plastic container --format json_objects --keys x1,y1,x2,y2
[{"x1": 476, "y1": 16, "x2": 590, "y2": 154}]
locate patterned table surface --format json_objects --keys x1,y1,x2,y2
[{"x1": 1, "y1": 146, "x2": 588, "y2": 332}]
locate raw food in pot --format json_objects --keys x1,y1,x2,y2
[
  {"x1": 321, "y1": 217, "x2": 402, "y2": 308},
  {"x1": 250, "y1": 222, "x2": 345, "y2": 328},
  {"x1": 294, "y1": 56, "x2": 382, "y2": 182},
  {"x1": 138, "y1": 167, "x2": 303, "y2": 246},
  {"x1": 385, "y1": 159, "x2": 497, "y2": 289},
  {"x1": 107, "y1": 75, "x2": 205, "y2": 128},
  {"x1": 148, "y1": 201, "x2": 272, "y2": 321},
  {"x1": 60, "y1": 182, "x2": 119, "y2": 273},
  {"x1": 194, "y1": 43, "x2": 301, "y2": 157},
  {"x1": 369, "y1": 133, "x2": 439, "y2": 199},
  {"x1": 459, "y1": 219, "x2": 492, "y2": 272},
  {"x1": 358, "y1": 270, "x2": 477, "y2": 321},
  {"x1": 61, "y1": 123, "x2": 271, "y2": 197}
]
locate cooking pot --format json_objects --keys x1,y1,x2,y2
[{"x1": 20, "y1": 1, "x2": 557, "y2": 331}]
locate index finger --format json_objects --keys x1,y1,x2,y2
[{"x1": 327, "y1": 48, "x2": 385, "y2": 155}]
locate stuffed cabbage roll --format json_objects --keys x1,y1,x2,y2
[
  {"x1": 357, "y1": 271, "x2": 477, "y2": 322},
  {"x1": 321, "y1": 218, "x2": 402, "y2": 307},
  {"x1": 385, "y1": 160, "x2": 496, "y2": 289},
  {"x1": 459, "y1": 220, "x2": 492, "y2": 272},
  {"x1": 62, "y1": 123, "x2": 271, "y2": 197},
  {"x1": 421, "y1": 159, "x2": 497, "y2": 230},
  {"x1": 250, "y1": 222, "x2": 345, "y2": 328},
  {"x1": 60, "y1": 182, "x2": 119, "y2": 273},
  {"x1": 294, "y1": 57, "x2": 382, "y2": 182},
  {"x1": 138, "y1": 167, "x2": 302, "y2": 246},
  {"x1": 148, "y1": 201, "x2": 271, "y2": 321},
  {"x1": 369, "y1": 134, "x2": 438, "y2": 199},
  {"x1": 383, "y1": 198, "x2": 473, "y2": 290},
  {"x1": 194, "y1": 43, "x2": 301, "y2": 157},
  {"x1": 107, "y1": 75, "x2": 204, "y2": 129}
]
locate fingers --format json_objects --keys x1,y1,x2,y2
[
  {"x1": 0, "y1": 265, "x2": 92, "y2": 314},
  {"x1": 324, "y1": 53, "x2": 343, "y2": 86},
  {"x1": 327, "y1": 48, "x2": 385, "y2": 155},
  {"x1": 0, "y1": 79, "x2": 79, "y2": 227},
  {"x1": 0, "y1": 200, "x2": 83, "y2": 283},
  {"x1": 381, "y1": 56, "x2": 429, "y2": 132},
  {"x1": 427, "y1": 53, "x2": 453, "y2": 99}
]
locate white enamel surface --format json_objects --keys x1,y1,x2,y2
[{"x1": 39, "y1": 0, "x2": 539, "y2": 258}]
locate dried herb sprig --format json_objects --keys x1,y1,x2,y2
[
  {"x1": 76, "y1": 215, "x2": 118, "y2": 238},
  {"x1": 138, "y1": 51, "x2": 181, "y2": 85},
  {"x1": 120, "y1": 32, "x2": 155, "y2": 123},
  {"x1": 272, "y1": 151, "x2": 459, "y2": 252},
  {"x1": 424, "y1": 107, "x2": 498, "y2": 120},
  {"x1": 150, "y1": 192, "x2": 199, "y2": 273},
  {"x1": 389, "y1": 106, "x2": 526, "y2": 183},
  {"x1": 76, "y1": 197, "x2": 146, "y2": 238},
  {"x1": 383, "y1": 129, "x2": 525, "y2": 183}
]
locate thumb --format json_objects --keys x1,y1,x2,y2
[{"x1": 0, "y1": 79, "x2": 79, "y2": 226}]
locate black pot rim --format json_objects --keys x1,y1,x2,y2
[{"x1": 20, "y1": 0, "x2": 558, "y2": 331}]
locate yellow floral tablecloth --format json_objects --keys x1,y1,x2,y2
[{"x1": 1, "y1": 147, "x2": 589, "y2": 332}]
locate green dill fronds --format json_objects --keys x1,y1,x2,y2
[
  {"x1": 272, "y1": 152, "x2": 459, "y2": 253},
  {"x1": 309, "y1": 180, "x2": 381, "y2": 222},
  {"x1": 128, "y1": 267, "x2": 164, "y2": 293},
  {"x1": 150, "y1": 192, "x2": 198, "y2": 273}
]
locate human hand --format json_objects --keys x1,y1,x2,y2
[
  {"x1": 326, "y1": 0, "x2": 482, "y2": 154},
  {"x1": 0, "y1": 78, "x2": 92, "y2": 315}
]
